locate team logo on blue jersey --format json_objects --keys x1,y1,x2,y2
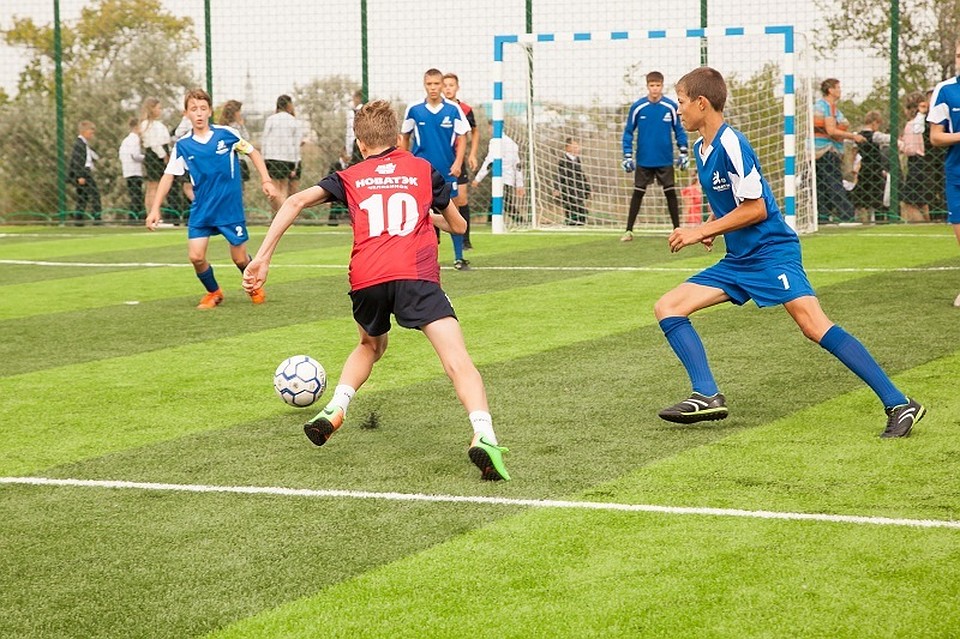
[
  {"x1": 712, "y1": 171, "x2": 731, "y2": 192},
  {"x1": 375, "y1": 163, "x2": 397, "y2": 175},
  {"x1": 216, "y1": 140, "x2": 229, "y2": 155},
  {"x1": 440, "y1": 116, "x2": 453, "y2": 128},
  {"x1": 661, "y1": 113, "x2": 672, "y2": 122}
]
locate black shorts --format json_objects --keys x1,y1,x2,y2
[
  {"x1": 266, "y1": 159, "x2": 300, "y2": 180},
  {"x1": 634, "y1": 166, "x2": 677, "y2": 190},
  {"x1": 144, "y1": 148, "x2": 167, "y2": 181},
  {"x1": 349, "y1": 280, "x2": 456, "y2": 337},
  {"x1": 456, "y1": 170, "x2": 470, "y2": 185}
]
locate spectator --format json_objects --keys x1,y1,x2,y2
[
  {"x1": 261, "y1": 94, "x2": 307, "y2": 212},
  {"x1": 813, "y1": 78, "x2": 864, "y2": 222},
  {"x1": 68, "y1": 120, "x2": 101, "y2": 225},
  {"x1": 140, "y1": 97, "x2": 171, "y2": 213},
  {"x1": 345, "y1": 90, "x2": 364, "y2": 165},
  {"x1": 555, "y1": 137, "x2": 590, "y2": 225},
  {"x1": 928, "y1": 37, "x2": 960, "y2": 306},
  {"x1": 850, "y1": 110, "x2": 891, "y2": 222},
  {"x1": 473, "y1": 120, "x2": 525, "y2": 225},
  {"x1": 899, "y1": 92, "x2": 932, "y2": 222},
  {"x1": 621, "y1": 70, "x2": 688, "y2": 240},
  {"x1": 327, "y1": 152, "x2": 350, "y2": 225},
  {"x1": 118, "y1": 116, "x2": 145, "y2": 217}
]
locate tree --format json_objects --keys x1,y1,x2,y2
[
  {"x1": 293, "y1": 75, "x2": 361, "y2": 176},
  {"x1": 816, "y1": 0, "x2": 960, "y2": 95},
  {"x1": 0, "y1": 0, "x2": 199, "y2": 215}
]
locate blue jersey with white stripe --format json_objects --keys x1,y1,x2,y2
[
  {"x1": 167, "y1": 125, "x2": 248, "y2": 227},
  {"x1": 622, "y1": 96, "x2": 688, "y2": 168},
  {"x1": 401, "y1": 99, "x2": 469, "y2": 182},
  {"x1": 928, "y1": 76, "x2": 960, "y2": 184},
  {"x1": 695, "y1": 123, "x2": 799, "y2": 264}
]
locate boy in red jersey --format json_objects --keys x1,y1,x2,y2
[{"x1": 243, "y1": 100, "x2": 510, "y2": 481}]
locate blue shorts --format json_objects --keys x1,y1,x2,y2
[
  {"x1": 448, "y1": 180, "x2": 459, "y2": 197},
  {"x1": 689, "y1": 256, "x2": 816, "y2": 307},
  {"x1": 946, "y1": 182, "x2": 960, "y2": 225},
  {"x1": 188, "y1": 223, "x2": 250, "y2": 246}
]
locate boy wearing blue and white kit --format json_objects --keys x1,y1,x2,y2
[
  {"x1": 928, "y1": 37, "x2": 960, "y2": 307},
  {"x1": 146, "y1": 88, "x2": 278, "y2": 309},
  {"x1": 654, "y1": 66, "x2": 925, "y2": 438},
  {"x1": 401, "y1": 68, "x2": 471, "y2": 270},
  {"x1": 621, "y1": 71, "x2": 689, "y2": 239}
]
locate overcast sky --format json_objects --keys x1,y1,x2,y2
[{"x1": 1, "y1": 0, "x2": 890, "y2": 113}]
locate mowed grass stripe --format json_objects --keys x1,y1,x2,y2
[{"x1": 0, "y1": 269, "x2": 693, "y2": 475}]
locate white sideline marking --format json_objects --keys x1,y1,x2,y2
[
  {"x1": 2, "y1": 476, "x2": 958, "y2": 530},
  {"x1": 3, "y1": 259, "x2": 960, "y2": 274}
]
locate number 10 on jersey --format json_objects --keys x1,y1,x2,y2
[{"x1": 359, "y1": 192, "x2": 419, "y2": 238}]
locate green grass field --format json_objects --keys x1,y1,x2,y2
[{"x1": 2, "y1": 223, "x2": 959, "y2": 638}]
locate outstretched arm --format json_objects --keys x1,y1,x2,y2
[{"x1": 243, "y1": 185, "x2": 331, "y2": 291}]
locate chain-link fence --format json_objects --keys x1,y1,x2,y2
[{"x1": 1, "y1": 0, "x2": 957, "y2": 226}]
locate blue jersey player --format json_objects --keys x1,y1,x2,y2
[
  {"x1": 401, "y1": 68, "x2": 471, "y2": 270},
  {"x1": 928, "y1": 37, "x2": 960, "y2": 307},
  {"x1": 653, "y1": 66, "x2": 925, "y2": 438},
  {"x1": 621, "y1": 71, "x2": 689, "y2": 239},
  {"x1": 146, "y1": 89, "x2": 277, "y2": 309}
]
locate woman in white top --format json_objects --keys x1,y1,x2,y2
[
  {"x1": 139, "y1": 97, "x2": 171, "y2": 212},
  {"x1": 260, "y1": 95, "x2": 306, "y2": 211}
]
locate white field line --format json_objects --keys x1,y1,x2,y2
[
  {"x1": 3, "y1": 259, "x2": 960, "y2": 274},
  {"x1": 2, "y1": 476, "x2": 958, "y2": 530}
]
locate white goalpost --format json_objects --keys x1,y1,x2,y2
[{"x1": 490, "y1": 25, "x2": 815, "y2": 235}]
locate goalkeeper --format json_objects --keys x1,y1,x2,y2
[{"x1": 620, "y1": 70, "x2": 689, "y2": 239}]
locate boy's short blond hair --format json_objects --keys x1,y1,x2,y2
[{"x1": 353, "y1": 100, "x2": 399, "y2": 149}]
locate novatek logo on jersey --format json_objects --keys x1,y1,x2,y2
[
  {"x1": 711, "y1": 171, "x2": 731, "y2": 192},
  {"x1": 440, "y1": 116, "x2": 453, "y2": 128},
  {"x1": 354, "y1": 175, "x2": 419, "y2": 189},
  {"x1": 661, "y1": 113, "x2": 672, "y2": 122},
  {"x1": 216, "y1": 140, "x2": 229, "y2": 155},
  {"x1": 375, "y1": 163, "x2": 397, "y2": 175}
]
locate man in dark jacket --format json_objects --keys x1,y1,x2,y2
[{"x1": 556, "y1": 137, "x2": 590, "y2": 225}]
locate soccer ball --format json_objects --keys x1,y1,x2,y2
[{"x1": 274, "y1": 355, "x2": 326, "y2": 407}]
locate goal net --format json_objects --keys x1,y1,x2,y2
[{"x1": 490, "y1": 26, "x2": 815, "y2": 234}]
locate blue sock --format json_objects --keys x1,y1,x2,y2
[
  {"x1": 451, "y1": 233, "x2": 464, "y2": 261},
  {"x1": 659, "y1": 316, "x2": 719, "y2": 396},
  {"x1": 197, "y1": 266, "x2": 219, "y2": 293},
  {"x1": 819, "y1": 325, "x2": 907, "y2": 409}
]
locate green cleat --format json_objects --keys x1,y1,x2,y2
[
  {"x1": 468, "y1": 436, "x2": 511, "y2": 481},
  {"x1": 303, "y1": 405, "x2": 344, "y2": 447}
]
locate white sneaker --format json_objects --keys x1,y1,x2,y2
[
  {"x1": 953, "y1": 292, "x2": 960, "y2": 308},
  {"x1": 620, "y1": 231, "x2": 634, "y2": 242}
]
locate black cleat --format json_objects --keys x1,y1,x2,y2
[
  {"x1": 881, "y1": 398, "x2": 925, "y2": 438},
  {"x1": 658, "y1": 392, "x2": 729, "y2": 424},
  {"x1": 454, "y1": 259, "x2": 471, "y2": 271}
]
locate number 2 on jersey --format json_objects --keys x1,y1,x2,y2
[{"x1": 359, "y1": 192, "x2": 419, "y2": 238}]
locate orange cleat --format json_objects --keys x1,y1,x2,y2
[
  {"x1": 196, "y1": 289, "x2": 224, "y2": 310},
  {"x1": 247, "y1": 287, "x2": 266, "y2": 305}
]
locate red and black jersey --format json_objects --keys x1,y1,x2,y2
[
  {"x1": 457, "y1": 100, "x2": 477, "y2": 130},
  {"x1": 317, "y1": 147, "x2": 451, "y2": 291}
]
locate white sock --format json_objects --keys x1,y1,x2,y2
[
  {"x1": 329, "y1": 384, "x2": 356, "y2": 417},
  {"x1": 469, "y1": 410, "x2": 497, "y2": 445}
]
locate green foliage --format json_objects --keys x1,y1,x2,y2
[
  {"x1": 0, "y1": 0, "x2": 199, "y2": 214},
  {"x1": 293, "y1": 75, "x2": 360, "y2": 175},
  {"x1": 815, "y1": 0, "x2": 960, "y2": 93}
]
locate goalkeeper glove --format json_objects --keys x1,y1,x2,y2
[
  {"x1": 621, "y1": 155, "x2": 636, "y2": 172},
  {"x1": 676, "y1": 149, "x2": 689, "y2": 170}
]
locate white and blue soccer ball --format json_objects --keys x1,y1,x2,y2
[{"x1": 274, "y1": 355, "x2": 326, "y2": 407}]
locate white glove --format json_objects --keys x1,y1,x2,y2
[{"x1": 621, "y1": 155, "x2": 636, "y2": 172}]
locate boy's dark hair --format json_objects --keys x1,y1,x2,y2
[
  {"x1": 354, "y1": 99, "x2": 399, "y2": 149},
  {"x1": 677, "y1": 67, "x2": 727, "y2": 112},
  {"x1": 424, "y1": 68, "x2": 443, "y2": 80},
  {"x1": 183, "y1": 88, "x2": 212, "y2": 110},
  {"x1": 442, "y1": 72, "x2": 459, "y2": 83},
  {"x1": 820, "y1": 78, "x2": 839, "y2": 96},
  {"x1": 276, "y1": 94, "x2": 293, "y2": 112},
  {"x1": 646, "y1": 71, "x2": 664, "y2": 84},
  {"x1": 564, "y1": 137, "x2": 577, "y2": 145}
]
